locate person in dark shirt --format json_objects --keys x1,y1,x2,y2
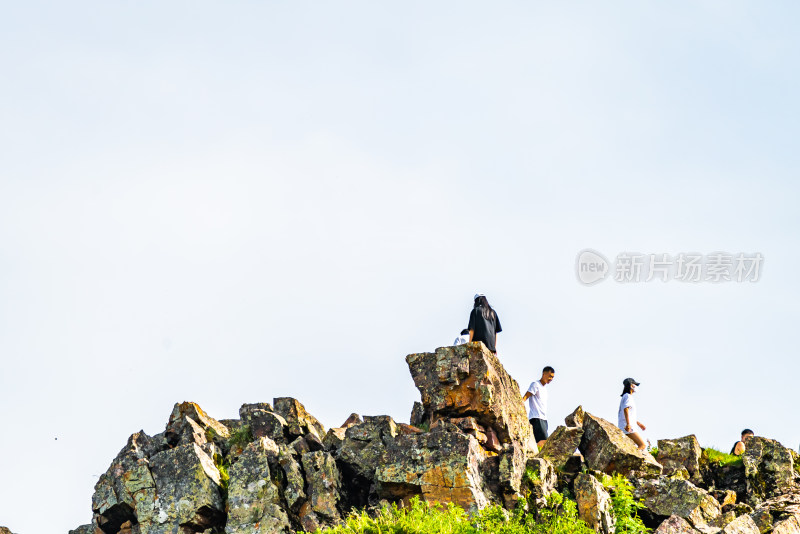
[
  {"x1": 731, "y1": 429, "x2": 754, "y2": 455},
  {"x1": 468, "y1": 293, "x2": 502, "y2": 353}
]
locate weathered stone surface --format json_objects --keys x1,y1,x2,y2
[
  {"x1": 538, "y1": 425, "x2": 584, "y2": 470},
  {"x1": 323, "y1": 427, "x2": 346, "y2": 452},
  {"x1": 375, "y1": 431, "x2": 491, "y2": 513},
  {"x1": 750, "y1": 508, "x2": 773, "y2": 533},
  {"x1": 712, "y1": 489, "x2": 737, "y2": 508},
  {"x1": 701, "y1": 457, "x2": 747, "y2": 506},
  {"x1": 574, "y1": 473, "x2": 615, "y2": 534},
  {"x1": 654, "y1": 515, "x2": 699, "y2": 534},
  {"x1": 658, "y1": 435, "x2": 703, "y2": 484},
  {"x1": 565, "y1": 405, "x2": 586, "y2": 428},
  {"x1": 772, "y1": 515, "x2": 800, "y2": 534},
  {"x1": 273, "y1": 397, "x2": 326, "y2": 441},
  {"x1": 635, "y1": 478, "x2": 721, "y2": 533},
  {"x1": 396, "y1": 423, "x2": 424, "y2": 435},
  {"x1": 277, "y1": 447, "x2": 306, "y2": 514},
  {"x1": 0, "y1": 528, "x2": 14, "y2": 534},
  {"x1": 410, "y1": 401, "x2": 427, "y2": 427},
  {"x1": 341, "y1": 413, "x2": 362, "y2": 428},
  {"x1": 302, "y1": 451, "x2": 343, "y2": 524},
  {"x1": 743, "y1": 437, "x2": 796, "y2": 505},
  {"x1": 337, "y1": 415, "x2": 398, "y2": 481},
  {"x1": 406, "y1": 343, "x2": 537, "y2": 453},
  {"x1": 245, "y1": 408, "x2": 288, "y2": 443},
  {"x1": 68, "y1": 525, "x2": 97, "y2": 534},
  {"x1": 721, "y1": 514, "x2": 760, "y2": 534},
  {"x1": 226, "y1": 438, "x2": 292, "y2": 534},
  {"x1": 521, "y1": 457, "x2": 557, "y2": 509},
  {"x1": 166, "y1": 401, "x2": 230, "y2": 447},
  {"x1": 579, "y1": 412, "x2": 662, "y2": 477}
]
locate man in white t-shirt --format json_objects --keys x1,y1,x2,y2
[
  {"x1": 453, "y1": 329, "x2": 470, "y2": 346},
  {"x1": 522, "y1": 366, "x2": 555, "y2": 448}
]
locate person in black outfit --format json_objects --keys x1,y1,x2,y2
[
  {"x1": 731, "y1": 429, "x2": 754, "y2": 456},
  {"x1": 468, "y1": 293, "x2": 502, "y2": 353}
]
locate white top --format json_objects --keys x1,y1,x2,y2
[
  {"x1": 454, "y1": 334, "x2": 469, "y2": 346},
  {"x1": 526, "y1": 380, "x2": 548, "y2": 419},
  {"x1": 618, "y1": 393, "x2": 637, "y2": 434}
]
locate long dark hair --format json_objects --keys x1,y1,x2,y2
[
  {"x1": 474, "y1": 295, "x2": 494, "y2": 321},
  {"x1": 621, "y1": 384, "x2": 633, "y2": 397}
]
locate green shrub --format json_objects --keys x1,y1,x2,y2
[
  {"x1": 648, "y1": 447, "x2": 658, "y2": 458},
  {"x1": 318, "y1": 492, "x2": 597, "y2": 534},
  {"x1": 602, "y1": 474, "x2": 650, "y2": 534}
]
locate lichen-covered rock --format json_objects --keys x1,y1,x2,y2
[
  {"x1": 701, "y1": 457, "x2": 747, "y2": 506},
  {"x1": 565, "y1": 405, "x2": 586, "y2": 428},
  {"x1": 375, "y1": 430, "x2": 491, "y2": 513},
  {"x1": 302, "y1": 451, "x2": 343, "y2": 525},
  {"x1": 410, "y1": 401, "x2": 427, "y2": 427},
  {"x1": 574, "y1": 473, "x2": 615, "y2": 534},
  {"x1": 635, "y1": 478, "x2": 721, "y2": 533},
  {"x1": 272, "y1": 397, "x2": 326, "y2": 442},
  {"x1": 658, "y1": 436, "x2": 703, "y2": 485},
  {"x1": 336, "y1": 415, "x2": 397, "y2": 483},
  {"x1": 405, "y1": 343, "x2": 537, "y2": 453},
  {"x1": 579, "y1": 413, "x2": 662, "y2": 477},
  {"x1": 226, "y1": 438, "x2": 292, "y2": 534},
  {"x1": 68, "y1": 525, "x2": 97, "y2": 534},
  {"x1": 654, "y1": 515, "x2": 699, "y2": 534},
  {"x1": 538, "y1": 425, "x2": 584, "y2": 470},
  {"x1": 166, "y1": 401, "x2": 230, "y2": 448},
  {"x1": 241, "y1": 405, "x2": 289, "y2": 443},
  {"x1": 712, "y1": 489, "x2": 737, "y2": 508},
  {"x1": 743, "y1": 437, "x2": 796, "y2": 505},
  {"x1": 772, "y1": 515, "x2": 800, "y2": 534},
  {"x1": 721, "y1": 514, "x2": 760, "y2": 534},
  {"x1": 521, "y1": 457, "x2": 557, "y2": 509},
  {"x1": 277, "y1": 447, "x2": 306, "y2": 514},
  {"x1": 323, "y1": 427, "x2": 347, "y2": 452}
]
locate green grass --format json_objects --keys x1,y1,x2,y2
[
  {"x1": 228, "y1": 425, "x2": 255, "y2": 448},
  {"x1": 601, "y1": 474, "x2": 649, "y2": 534},
  {"x1": 703, "y1": 447, "x2": 743, "y2": 468},
  {"x1": 648, "y1": 447, "x2": 658, "y2": 458},
  {"x1": 317, "y1": 492, "x2": 601, "y2": 534}
]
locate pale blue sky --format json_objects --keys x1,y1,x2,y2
[{"x1": 1, "y1": 3, "x2": 799, "y2": 533}]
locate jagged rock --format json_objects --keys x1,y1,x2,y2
[
  {"x1": 701, "y1": 456, "x2": 747, "y2": 505},
  {"x1": 277, "y1": 447, "x2": 306, "y2": 514},
  {"x1": 322, "y1": 427, "x2": 346, "y2": 452},
  {"x1": 410, "y1": 401, "x2": 427, "y2": 427},
  {"x1": 574, "y1": 473, "x2": 615, "y2": 534},
  {"x1": 337, "y1": 416, "x2": 398, "y2": 481},
  {"x1": 521, "y1": 457, "x2": 557, "y2": 509},
  {"x1": 0, "y1": 528, "x2": 14, "y2": 534},
  {"x1": 396, "y1": 423, "x2": 424, "y2": 435},
  {"x1": 772, "y1": 515, "x2": 800, "y2": 534},
  {"x1": 375, "y1": 431, "x2": 491, "y2": 513},
  {"x1": 658, "y1": 436, "x2": 703, "y2": 485},
  {"x1": 750, "y1": 508, "x2": 773, "y2": 533},
  {"x1": 302, "y1": 451, "x2": 343, "y2": 525},
  {"x1": 166, "y1": 401, "x2": 230, "y2": 448},
  {"x1": 341, "y1": 413, "x2": 362, "y2": 428},
  {"x1": 497, "y1": 443, "x2": 530, "y2": 506},
  {"x1": 712, "y1": 489, "x2": 737, "y2": 508},
  {"x1": 538, "y1": 425, "x2": 584, "y2": 470},
  {"x1": 654, "y1": 515, "x2": 699, "y2": 534},
  {"x1": 68, "y1": 525, "x2": 96, "y2": 534},
  {"x1": 226, "y1": 438, "x2": 292, "y2": 534},
  {"x1": 242, "y1": 406, "x2": 288, "y2": 443},
  {"x1": 743, "y1": 437, "x2": 796, "y2": 505},
  {"x1": 406, "y1": 344, "x2": 537, "y2": 453},
  {"x1": 272, "y1": 398, "x2": 326, "y2": 441},
  {"x1": 290, "y1": 436, "x2": 311, "y2": 456},
  {"x1": 579, "y1": 412, "x2": 662, "y2": 477},
  {"x1": 635, "y1": 477, "x2": 722, "y2": 533},
  {"x1": 565, "y1": 405, "x2": 586, "y2": 428},
  {"x1": 721, "y1": 514, "x2": 760, "y2": 534}
]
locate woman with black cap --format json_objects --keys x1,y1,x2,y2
[
  {"x1": 618, "y1": 377, "x2": 647, "y2": 450},
  {"x1": 467, "y1": 294, "x2": 502, "y2": 354}
]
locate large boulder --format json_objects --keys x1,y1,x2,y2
[
  {"x1": 635, "y1": 478, "x2": 722, "y2": 533},
  {"x1": 521, "y1": 457, "x2": 557, "y2": 509},
  {"x1": 405, "y1": 343, "x2": 537, "y2": 453},
  {"x1": 658, "y1": 436, "x2": 703, "y2": 485},
  {"x1": 375, "y1": 430, "x2": 491, "y2": 513},
  {"x1": 538, "y1": 425, "x2": 584, "y2": 470},
  {"x1": 226, "y1": 438, "x2": 293, "y2": 534},
  {"x1": 579, "y1": 412, "x2": 662, "y2": 477},
  {"x1": 743, "y1": 437, "x2": 796, "y2": 505},
  {"x1": 574, "y1": 473, "x2": 615, "y2": 534},
  {"x1": 300, "y1": 451, "x2": 343, "y2": 529},
  {"x1": 772, "y1": 516, "x2": 800, "y2": 534}
]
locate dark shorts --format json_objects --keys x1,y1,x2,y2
[{"x1": 529, "y1": 418, "x2": 548, "y2": 442}]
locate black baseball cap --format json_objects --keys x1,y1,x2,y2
[{"x1": 623, "y1": 377, "x2": 641, "y2": 387}]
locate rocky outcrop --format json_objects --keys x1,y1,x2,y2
[
  {"x1": 579, "y1": 412, "x2": 662, "y2": 478},
  {"x1": 72, "y1": 346, "x2": 800, "y2": 534},
  {"x1": 574, "y1": 473, "x2": 615, "y2": 534},
  {"x1": 634, "y1": 477, "x2": 722, "y2": 533},
  {"x1": 743, "y1": 437, "x2": 796, "y2": 506},
  {"x1": 658, "y1": 435, "x2": 703, "y2": 485}
]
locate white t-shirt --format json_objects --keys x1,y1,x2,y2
[
  {"x1": 454, "y1": 334, "x2": 469, "y2": 346},
  {"x1": 618, "y1": 393, "x2": 637, "y2": 434},
  {"x1": 526, "y1": 380, "x2": 548, "y2": 420}
]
